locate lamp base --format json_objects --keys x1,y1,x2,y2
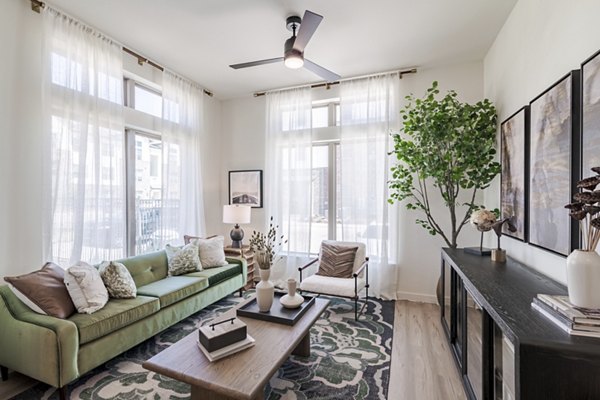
[
  {"x1": 464, "y1": 247, "x2": 491, "y2": 256},
  {"x1": 230, "y1": 224, "x2": 244, "y2": 248}
]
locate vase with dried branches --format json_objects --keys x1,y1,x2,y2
[
  {"x1": 248, "y1": 217, "x2": 286, "y2": 312},
  {"x1": 564, "y1": 167, "x2": 600, "y2": 308}
]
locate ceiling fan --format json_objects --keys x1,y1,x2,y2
[{"x1": 229, "y1": 10, "x2": 341, "y2": 82}]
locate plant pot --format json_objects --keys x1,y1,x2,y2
[
  {"x1": 256, "y1": 268, "x2": 274, "y2": 312},
  {"x1": 567, "y1": 250, "x2": 600, "y2": 309}
]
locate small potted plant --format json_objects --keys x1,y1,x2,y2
[{"x1": 490, "y1": 217, "x2": 517, "y2": 262}]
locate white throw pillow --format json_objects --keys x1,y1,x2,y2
[
  {"x1": 192, "y1": 236, "x2": 228, "y2": 268},
  {"x1": 64, "y1": 261, "x2": 109, "y2": 314}
]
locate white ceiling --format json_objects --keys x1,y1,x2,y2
[{"x1": 50, "y1": 0, "x2": 517, "y2": 99}]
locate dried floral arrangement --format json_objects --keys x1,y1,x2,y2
[
  {"x1": 565, "y1": 167, "x2": 600, "y2": 251},
  {"x1": 248, "y1": 217, "x2": 286, "y2": 269}
]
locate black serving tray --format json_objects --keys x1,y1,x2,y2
[{"x1": 236, "y1": 292, "x2": 315, "y2": 326}]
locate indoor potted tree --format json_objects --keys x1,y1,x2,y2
[{"x1": 388, "y1": 81, "x2": 500, "y2": 303}]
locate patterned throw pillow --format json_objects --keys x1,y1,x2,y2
[
  {"x1": 165, "y1": 243, "x2": 202, "y2": 276},
  {"x1": 191, "y1": 236, "x2": 228, "y2": 268},
  {"x1": 4, "y1": 262, "x2": 76, "y2": 319},
  {"x1": 64, "y1": 261, "x2": 109, "y2": 314},
  {"x1": 99, "y1": 261, "x2": 137, "y2": 299},
  {"x1": 316, "y1": 242, "x2": 359, "y2": 279}
]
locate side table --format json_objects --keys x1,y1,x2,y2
[{"x1": 224, "y1": 245, "x2": 256, "y2": 290}]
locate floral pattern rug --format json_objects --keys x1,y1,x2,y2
[{"x1": 12, "y1": 293, "x2": 394, "y2": 400}]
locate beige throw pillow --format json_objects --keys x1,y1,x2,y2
[
  {"x1": 64, "y1": 261, "x2": 109, "y2": 314},
  {"x1": 316, "y1": 242, "x2": 359, "y2": 279},
  {"x1": 192, "y1": 236, "x2": 228, "y2": 268},
  {"x1": 165, "y1": 243, "x2": 202, "y2": 275},
  {"x1": 99, "y1": 261, "x2": 137, "y2": 299},
  {"x1": 4, "y1": 262, "x2": 76, "y2": 319}
]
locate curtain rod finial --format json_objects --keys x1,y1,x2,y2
[{"x1": 31, "y1": 0, "x2": 44, "y2": 13}]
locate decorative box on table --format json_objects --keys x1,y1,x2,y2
[{"x1": 198, "y1": 317, "x2": 247, "y2": 352}]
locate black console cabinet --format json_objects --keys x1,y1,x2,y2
[{"x1": 441, "y1": 248, "x2": 600, "y2": 400}]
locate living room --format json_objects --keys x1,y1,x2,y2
[{"x1": 2, "y1": 0, "x2": 600, "y2": 399}]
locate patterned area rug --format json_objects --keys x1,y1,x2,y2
[{"x1": 12, "y1": 294, "x2": 394, "y2": 400}]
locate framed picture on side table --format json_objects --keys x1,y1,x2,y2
[
  {"x1": 229, "y1": 170, "x2": 263, "y2": 208},
  {"x1": 528, "y1": 71, "x2": 580, "y2": 256},
  {"x1": 500, "y1": 106, "x2": 529, "y2": 242}
]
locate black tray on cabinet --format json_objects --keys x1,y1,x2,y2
[{"x1": 236, "y1": 292, "x2": 315, "y2": 326}]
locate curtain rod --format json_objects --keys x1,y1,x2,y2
[
  {"x1": 29, "y1": 0, "x2": 214, "y2": 97},
  {"x1": 252, "y1": 68, "x2": 417, "y2": 97}
]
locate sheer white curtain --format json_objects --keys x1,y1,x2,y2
[
  {"x1": 42, "y1": 7, "x2": 125, "y2": 266},
  {"x1": 265, "y1": 87, "x2": 312, "y2": 265},
  {"x1": 339, "y1": 74, "x2": 400, "y2": 299},
  {"x1": 160, "y1": 70, "x2": 206, "y2": 245}
]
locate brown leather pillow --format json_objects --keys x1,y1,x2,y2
[
  {"x1": 316, "y1": 243, "x2": 359, "y2": 279},
  {"x1": 4, "y1": 262, "x2": 76, "y2": 319}
]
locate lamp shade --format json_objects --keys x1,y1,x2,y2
[{"x1": 223, "y1": 205, "x2": 251, "y2": 224}]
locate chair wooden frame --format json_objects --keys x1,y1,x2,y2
[{"x1": 298, "y1": 257, "x2": 369, "y2": 321}]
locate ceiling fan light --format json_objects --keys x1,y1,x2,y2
[{"x1": 284, "y1": 53, "x2": 304, "y2": 69}]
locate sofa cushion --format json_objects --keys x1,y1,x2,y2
[
  {"x1": 99, "y1": 261, "x2": 137, "y2": 299},
  {"x1": 4, "y1": 262, "x2": 76, "y2": 319},
  {"x1": 69, "y1": 295, "x2": 160, "y2": 344},
  {"x1": 115, "y1": 251, "x2": 168, "y2": 288},
  {"x1": 136, "y1": 276, "x2": 209, "y2": 308},
  {"x1": 64, "y1": 261, "x2": 109, "y2": 314},
  {"x1": 185, "y1": 263, "x2": 243, "y2": 286}
]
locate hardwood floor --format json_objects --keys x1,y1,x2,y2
[
  {"x1": 0, "y1": 300, "x2": 465, "y2": 400},
  {"x1": 388, "y1": 300, "x2": 466, "y2": 400}
]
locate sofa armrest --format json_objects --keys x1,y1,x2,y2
[
  {"x1": 0, "y1": 286, "x2": 79, "y2": 388},
  {"x1": 226, "y1": 257, "x2": 248, "y2": 283}
]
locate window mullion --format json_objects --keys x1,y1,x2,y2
[
  {"x1": 328, "y1": 142, "x2": 337, "y2": 240},
  {"x1": 125, "y1": 129, "x2": 137, "y2": 256}
]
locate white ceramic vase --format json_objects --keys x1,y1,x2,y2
[
  {"x1": 567, "y1": 250, "x2": 600, "y2": 309},
  {"x1": 256, "y1": 268, "x2": 274, "y2": 312}
]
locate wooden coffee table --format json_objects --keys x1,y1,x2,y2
[{"x1": 142, "y1": 296, "x2": 329, "y2": 400}]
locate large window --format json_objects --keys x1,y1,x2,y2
[{"x1": 309, "y1": 99, "x2": 341, "y2": 254}]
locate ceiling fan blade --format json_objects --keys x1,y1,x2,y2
[
  {"x1": 304, "y1": 59, "x2": 340, "y2": 82},
  {"x1": 293, "y1": 10, "x2": 323, "y2": 52},
  {"x1": 229, "y1": 57, "x2": 283, "y2": 69}
]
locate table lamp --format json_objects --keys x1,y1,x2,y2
[{"x1": 223, "y1": 205, "x2": 251, "y2": 248}]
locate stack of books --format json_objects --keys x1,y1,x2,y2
[{"x1": 532, "y1": 294, "x2": 600, "y2": 338}]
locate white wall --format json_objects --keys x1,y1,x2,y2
[
  {"x1": 0, "y1": 0, "x2": 222, "y2": 277},
  {"x1": 484, "y1": 0, "x2": 600, "y2": 284},
  {"x1": 219, "y1": 61, "x2": 486, "y2": 302}
]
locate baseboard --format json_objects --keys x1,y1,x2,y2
[{"x1": 395, "y1": 290, "x2": 438, "y2": 304}]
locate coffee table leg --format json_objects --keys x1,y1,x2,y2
[
  {"x1": 292, "y1": 332, "x2": 311, "y2": 357},
  {"x1": 191, "y1": 385, "x2": 264, "y2": 400}
]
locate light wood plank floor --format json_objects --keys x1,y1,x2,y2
[{"x1": 0, "y1": 300, "x2": 465, "y2": 400}]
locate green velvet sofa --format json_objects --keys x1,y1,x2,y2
[{"x1": 0, "y1": 250, "x2": 246, "y2": 399}]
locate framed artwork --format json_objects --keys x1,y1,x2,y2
[
  {"x1": 500, "y1": 106, "x2": 529, "y2": 241},
  {"x1": 581, "y1": 49, "x2": 600, "y2": 178},
  {"x1": 229, "y1": 170, "x2": 263, "y2": 208},
  {"x1": 528, "y1": 71, "x2": 580, "y2": 256}
]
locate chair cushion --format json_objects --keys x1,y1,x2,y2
[
  {"x1": 136, "y1": 276, "x2": 209, "y2": 307},
  {"x1": 300, "y1": 274, "x2": 366, "y2": 298},
  {"x1": 317, "y1": 242, "x2": 358, "y2": 278},
  {"x1": 185, "y1": 263, "x2": 243, "y2": 286},
  {"x1": 69, "y1": 295, "x2": 160, "y2": 344},
  {"x1": 320, "y1": 240, "x2": 367, "y2": 273}
]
